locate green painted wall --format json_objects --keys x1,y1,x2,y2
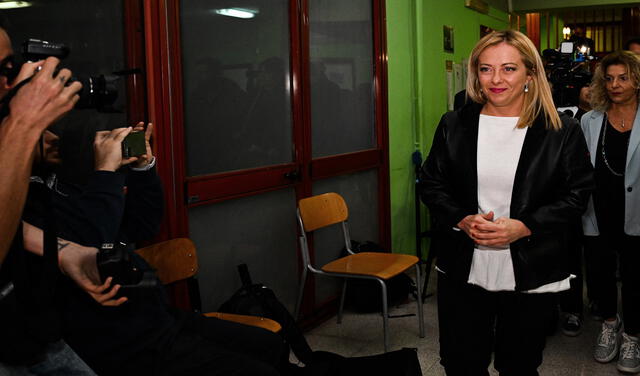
[
  {"x1": 386, "y1": 1, "x2": 510, "y2": 255},
  {"x1": 540, "y1": 13, "x2": 566, "y2": 52}
]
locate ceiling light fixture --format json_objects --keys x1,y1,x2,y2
[
  {"x1": 214, "y1": 8, "x2": 258, "y2": 19},
  {"x1": 0, "y1": 1, "x2": 32, "y2": 9}
]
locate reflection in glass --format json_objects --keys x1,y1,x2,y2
[
  {"x1": 189, "y1": 189, "x2": 299, "y2": 312},
  {"x1": 310, "y1": 0, "x2": 376, "y2": 158},
  {"x1": 181, "y1": 1, "x2": 293, "y2": 176}
]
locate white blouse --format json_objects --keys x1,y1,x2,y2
[{"x1": 467, "y1": 115, "x2": 572, "y2": 293}]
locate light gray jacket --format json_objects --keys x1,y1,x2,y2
[{"x1": 581, "y1": 107, "x2": 640, "y2": 236}]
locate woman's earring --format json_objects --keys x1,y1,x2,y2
[{"x1": 524, "y1": 83, "x2": 529, "y2": 93}]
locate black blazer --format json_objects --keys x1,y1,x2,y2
[{"x1": 419, "y1": 103, "x2": 594, "y2": 290}]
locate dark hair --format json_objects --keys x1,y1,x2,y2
[{"x1": 625, "y1": 37, "x2": 640, "y2": 50}]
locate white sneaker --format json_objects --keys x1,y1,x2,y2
[
  {"x1": 618, "y1": 333, "x2": 640, "y2": 374},
  {"x1": 594, "y1": 315, "x2": 622, "y2": 363}
]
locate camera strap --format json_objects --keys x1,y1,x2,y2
[{"x1": 38, "y1": 179, "x2": 61, "y2": 304}]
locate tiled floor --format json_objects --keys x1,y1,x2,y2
[{"x1": 303, "y1": 271, "x2": 626, "y2": 375}]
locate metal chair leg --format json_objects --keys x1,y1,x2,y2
[
  {"x1": 379, "y1": 279, "x2": 389, "y2": 353},
  {"x1": 337, "y1": 279, "x2": 347, "y2": 324},
  {"x1": 294, "y1": 267, "x2": 308, "y2": 320},
  {"x1": 415, "y1": 264, "x2": 425, "y2": 337}
]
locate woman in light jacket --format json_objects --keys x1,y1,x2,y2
[
  {"x1": 580, "y1": 50, "x2": 640, "y2": 374},
  {"x1": 420, "y1": 30, "x2": 593, "y2": 376}
]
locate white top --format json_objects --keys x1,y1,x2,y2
[{"x1": 467, "y1": 115, "x2": 572, "y2": 293}]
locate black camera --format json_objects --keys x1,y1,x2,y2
[
  {"x1": 544, "y1": 41, "x2": 594, "y2": 107},
  {"x1": 96, "y1": 242, "x2": 157, "y2": 290},
  {"x1": 3, "y1": 39, "x2": 120, "y2": 112}
]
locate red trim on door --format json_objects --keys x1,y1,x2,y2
[
  {"x1": 123, "y1": 0, "x2": 147, "y2": 125},
  {"x1": 311, "y1": 149, "x2": 381, "y2": 180},
  {"x1": 185, "y1": 163, "x2": 300, "y2": 207},
  {"x1": 373, "y1": 0, "x2": 392, "y2": 249}
]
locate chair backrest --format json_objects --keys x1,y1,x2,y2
[
  {"x1": 298, "y1": 192, "x2": 349, "y2": 232},
  {"x1": 135, "y1": 238, "x2": 198, "y2": 285}
]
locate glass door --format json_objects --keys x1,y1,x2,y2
[{"x1": 147, "y1": 0, "x2": 390, "y2": 317}]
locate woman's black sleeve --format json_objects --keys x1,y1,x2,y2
[
  {"x1": 519, "y1": 121, "x2": 594, "y2": 232},
  {"x1": 418, "y1": 114, "x2": 469, "y2": 228}
]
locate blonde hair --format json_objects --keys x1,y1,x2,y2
[
  {"x1": 590, "y1": 51, "x2": 640, "y2": 112},
  {"x1": 466, "y1": 30, "x2": 561, "y2": 130}
]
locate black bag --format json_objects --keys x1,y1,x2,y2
[
  {"x1": 343, "y1": 241, "x2": 416, "y2": 312},
  {"x1": 218, "y1": 264, "x2": 314, "y2": 364}
]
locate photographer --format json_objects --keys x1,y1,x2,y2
[
  {"x1": 35, "y1": 121, "x2": 285, "y2": 375},
  {"x1": 0, "y1": 26, "x2": 123, "y2": 375},
  {"x1": 0, "y1": 29, "x2": 79, "y2": 264}
]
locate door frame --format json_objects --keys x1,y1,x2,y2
[{"x1": 141, "y1": 0, "x2": 390, "y2": 317}]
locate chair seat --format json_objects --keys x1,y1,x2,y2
[
  {"x1": 321, "y1": 252, "x2": 419, "y2": 280},
  {"x1": 204, "y1": 312, "x2": 282, "y2": 333}
]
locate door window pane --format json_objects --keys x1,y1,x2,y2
[
  {"x1": 309, "y1": 0, "x2": 376, "y2": 158},
  {"x1": 189, "y1": 189, "x2": 299, "y2": 312},
  {"x1": 181, "y1": 1, "x2": 293, "y2": 176}
]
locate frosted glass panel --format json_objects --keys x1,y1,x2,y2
[
  {"x1": 181, "y1": 0, "x2": 293, "y2": 176},
  {"x1": 189, "y1": 189, "x2": 299, "y2": 312},
  {"x1": 309, "y1": 0, "x2": 375, "y2": 157}
]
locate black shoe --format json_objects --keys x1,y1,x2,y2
[
  {"x1": 589, "y1": 301, "x2": 604, "y2": 321},
  {"x1": 562, "y1": 313, "x2": 583, "y2": 337}
]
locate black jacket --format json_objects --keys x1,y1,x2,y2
[{"x1": 419, "y1": 103, "x2": 594, "y2": 291}]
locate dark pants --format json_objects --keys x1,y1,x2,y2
[
  {"x1": 584, "y1": 234, "x2": 640, "y2": 335},
  {"x1": 437, "y1": 273, "x2": 555, "y2": 376},
  {"x1": 559, "y1": 225, "x2": 584, "y2": 315}
]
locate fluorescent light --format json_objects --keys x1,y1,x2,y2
[
  {"x1": 214, "y1": 8, "x2": 258, "y2": 19},
  {"x1": 0, "y1": 1, "x2": 32, "y2": 9}
]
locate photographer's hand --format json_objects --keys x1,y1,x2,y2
[
  {"x1": 57, "y1": 241, "x2": 128, "y2": 306},
  {"x1": 22, "y1": 222, "x2": 127, "y2": 307},
  {"x1": 0, "y1": 57, "x2": 80, "y2": 265},
  {"x1": 132, "y1": 122, "x2": 154, "y2": 168},
  {"x1": 5, "y1": 57, "x2": 82, "y2": 136},
  {"x1": 10, "y1": 60, "x2": 45, "y2": 89},
  {"x1": 94, "y1": 127, "x2": 138, "y2": 172}
]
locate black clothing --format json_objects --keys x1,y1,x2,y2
[
  {"x1": 437, "y1": 272, "x2": 555, "y2": 376},
  {"x1": 419, "y1": 102, "x2": 594, "y2": 290},
  {"x1": 575, "y1": 107, "x2": 588, "y2": 122},
  {"x1": 584, "y1": 234, "x2": 640, "y2": 334},
  {"x1": 22, "y1": 168, "x2": 172, "y2": 374},
  {"x1": 559, "y1": 221, "x2": 584, "y2": 315},
  {"x1": 453, "y1": 90, "x2": 468, "y2": 111},
  {"x1": 158, "y1": 312, "x2": 282, "y2": 376},
  {"x1": 0, "y1": 183, "x2": 65, "y2": 365},
  {"x1": 28, "y1": 167, "x2": 284, "y2": 375},
  {"x1": 593, "y1": 122, "x2": 630, "y2": 235}
]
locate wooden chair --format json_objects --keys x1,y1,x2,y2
[
  {"x1": 135, "y1": 238, "x2": 281, "y2": 333},
  {"x1": 295, "y1": 192, "x2": 425, "y2": 352}
]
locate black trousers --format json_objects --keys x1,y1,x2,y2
[
  {"x1": 559, "y1": 224, "x2": 584, "y2": 315},
  {"x1": 584, "y1": 234, "x2": 640, "y2": 335},
  {"x1": 437, "y1": 273, "x2": 555, "y2": 376}
]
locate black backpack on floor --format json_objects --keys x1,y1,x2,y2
[
  {"x1": 218, "y1": 264, "x2": 314, "y2": 364},
  {"x1": 218, "y1": 264, "x2": 422, "y2": 376}
]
